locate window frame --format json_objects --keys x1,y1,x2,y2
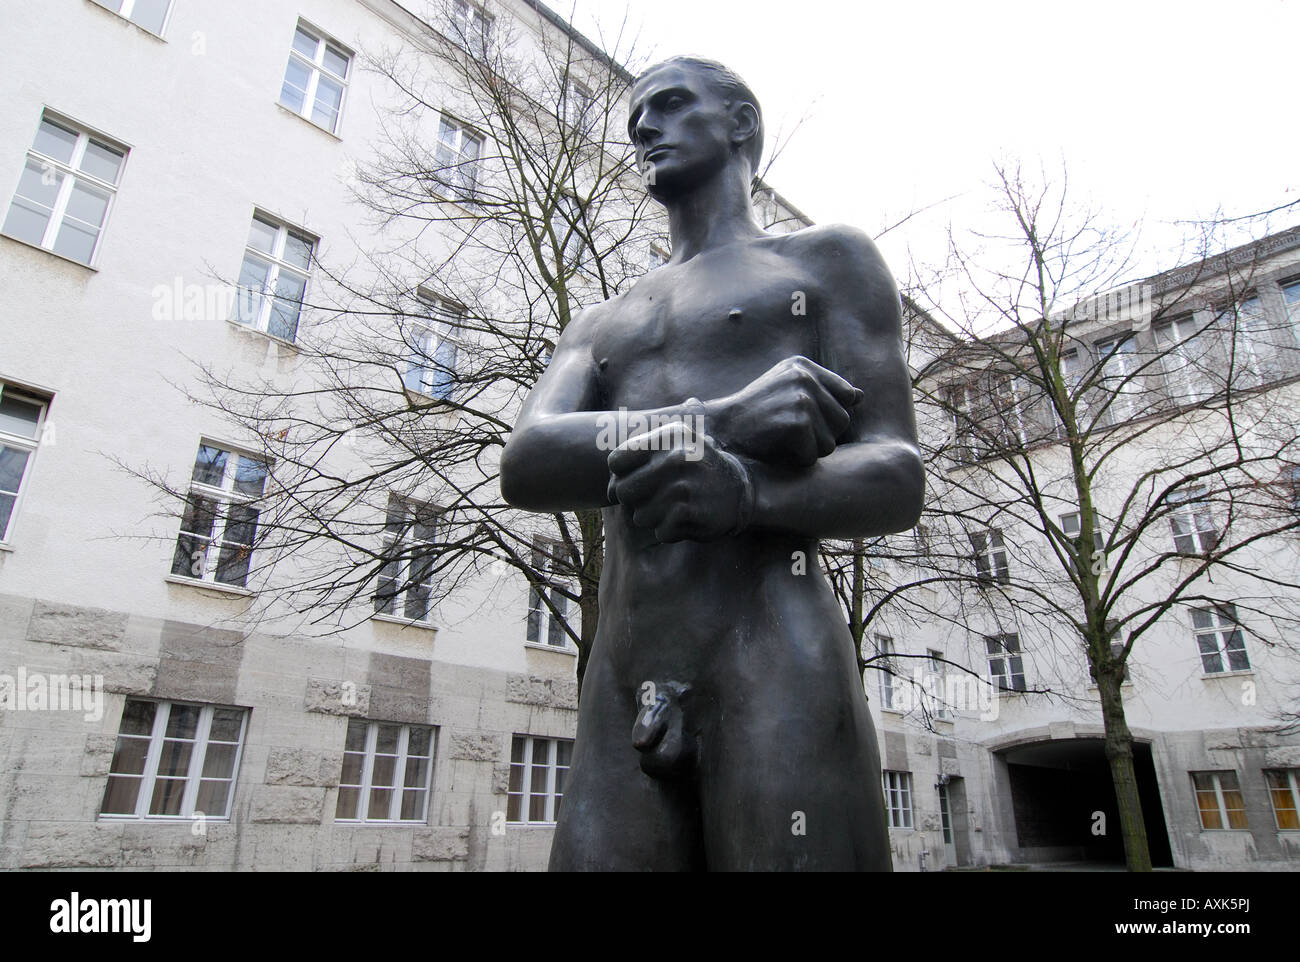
[
  {"x1": 1191, "y1": 770, "x2": 1248, "y2": 831},
  {"x1": 1094, "y1": 333, "x2": 1141, "y2": 424},
  {"x1": 433, "y1": 114, "x2": 484, "y2": 203},
  {"x1": 1216, "y1": 294, "x2": 1271, "y2": 388},
  {"x1": 403, "y1": 294, "x2": 463, "y2": 402},
  {"x1": 2, "y1": 111, "x2": 128, "y2": 267},
  {"x1": 91, "y1": 0, "x2": 175, "y2": 36},
  {"x1": 1167, "y1": 486, "x2": 1219, "y2": 556},
  {"x1": 373, "y1": 494, "x2": 442, "y2": 625},
  {"x1": 334, "y1": 719, "x2": 436, "y2": 824},
  {"x1": 233, "y1": 210, "x2": 316, "y2": 343},
  {"x1": 985, "y1": 632, "x2": 1026, "y2": 692},
  {"x1": 1264, "y1": 769, "x2": 1300, "y2": 831},
  {"x1": 1154, "y1": 313, "x2": 1216, "y2": 404},
  {"x1": 170, "y1": 441, "x2": 269, "y2": 589},
  {"x1": 0, "y1": 383, "x2": 49, "y2": 545},
  {"x1": 927, "y1": 648, "x2": 952, "y2": 719},
  {"x1": 99, "y1": 699, "x2": 249, "y2": 821},
  {"x1": 506, "y1": 735, "x2": 572, "y2": 824},
  {"x1": 278, "y1": 20, "x2": 353, "y2": 135},
  {"x1": 525, "y1": 536, "x2": 571, "y2": 649},
  {"x1": 874, "y1": 635, "x2": 898, "y2": 711},
  {"x1": 970, "y1": 528, "x2": 1009, "y2": 585},
  {"x1": 882, "y1": 770, "x2": 914, "y2": 829},
  {"x1": 448, "y1": 0, "x2": 493, "y2": 51},
  {"x1": 1192, "y1": 603, "x2": 1250, "y2": 675}
]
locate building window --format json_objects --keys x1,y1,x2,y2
[
  {"x1": 1192, "y1": 604, "x2": 1250, "y2": 674},
  {"x1": 279, "y1": 21, "x2": 351, "y2": 134},
  {"x1": 335, "y1": 720, "x2": 435, "y2": 822},
  {"x1": 1191, "y1": 771, "x2": 1247, "y2": 830},
  {"x1": 1168, "y1": 486, "x2": 1218, "y2": 555},
  {"x1": 986, "y1": 632, "x2": 1026, "y2": 692},
  {"x1": 2, "y1": 112, "x2": 126, "y2": 266},
  {"x1": 374, "y1": 495, "x2": 441, "y2": 624},
  {"x1": 550, "y1": 194, "x2": 585, "y2": 267},
  {"x1": 1217, "y1": 295, "x2": 1272, "y2": 388},
  {"x1": 434, "y1": 115, "x2": 483, "y2": 202},
  {"x1": 0, "y1": 384, "x2": 49, "y2": 543},
  {"x1": 1154, "y1": 314, "x2": 1215, "y2": 404},
  {"x1": 100, "y1": 700, "x2": 248, "y2": 819},
  {"x1": 874, "y1": 635, "x2": 898, "y2": 710},
  {"x1": 1265, "y1": 769, "x2": 1300, "y2": 831},
  {"x1": 970, "y1": 528, "x2": 1009, "y2": 585},
  {"x1": 947, "y1": 382, "x2": 986, "y2": 463},
  {"x1": 882, "y1": 770, "x2": 914, "y2": 829},
  {"x1": 1060, "y1": 510, "x2": 1105, "y2": 573},
  {"x1": 233, "y1": 211, "x2": 315, "y2": 343},
  {"x1": 403, "y1": 295, "x2": 462, "y2": 401},
  {"x1": 92, "y1": 0, "x2": 173, "y2": 35},
  {"x1": 563, "y1": 79, "x2": 594, "y2": 129},
  {"x1": 170, "y1": 442, "x2": 268, "y2": 588},
  {"x1": 927, "y1": 648, "x2": 952, "y2": 719},
  {"x1": 990, "y1": 373, "x2": 1028, "y2": 449},
  {"x1": 507, "y1": 735, "x2": 572, "y2": 823},
  {"x1": 449, "y1": 0, "x2": 492, "y2": 51},
  {"x1": 1095, "y1": 334, "x2": 1140, "y2": 423},
  {"x1": 938, "y1": 781, "x2": 954, "y2": 844},
  {"x1": 1282, "y1": 279, "x2": 1300, "y2": 337},
  {"x1": 526, "y1": 536, "x2": 570, "y2": 648}
]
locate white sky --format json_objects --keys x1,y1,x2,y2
[{"x1": 561, "y1": 0, "x2": 1300, "y2": 287}]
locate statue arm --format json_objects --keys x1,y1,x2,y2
[
  {"x1": 745, "y1": 227, "x2": 924, "y2": 540},
  {"x1": 499, "y1": 308, "x2": 700, "y2": 512}
]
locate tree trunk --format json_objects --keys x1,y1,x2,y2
[{"x1": 1095, "y1": 669, "x2": 1152, "y2": 871}]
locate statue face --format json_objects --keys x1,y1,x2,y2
[{"x1": 627, "y1": 64, "x2": 737, "y2": 198}]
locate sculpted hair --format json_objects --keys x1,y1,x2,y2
[{"x1": 635, "y1": 56, "x2": 765, "y2": 174}]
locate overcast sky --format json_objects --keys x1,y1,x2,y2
[{"x1": 561, "y1": 0, "x2": 1300, "y2": 287}]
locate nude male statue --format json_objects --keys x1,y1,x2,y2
[{"x1": 499, "y1": 57, "x2": 923, "y2": 870}]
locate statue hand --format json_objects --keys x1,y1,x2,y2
[
  {"x1": 607, "y1": 422, "x2": 755, "y2": 543},
  {"x1": 701, "y1": 356, "x2": 862, "y2": 466}
]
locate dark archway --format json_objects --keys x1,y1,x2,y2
[{"x1": 999, "y1": 738, "x2": 1172, "y2": 867}]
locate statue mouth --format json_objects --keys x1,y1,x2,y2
[{"x1": 644, "y1": 145, "x2": 674, "y2": 161}]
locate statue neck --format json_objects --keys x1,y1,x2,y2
[{"x1": 662, "y1": 162, "x2": 765, "y2": 262}]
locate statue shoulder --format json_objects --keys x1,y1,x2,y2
[{"x1": 789, "y1": 224, "x2": 901, "y2": 328}]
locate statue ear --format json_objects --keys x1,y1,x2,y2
[{"x1": 730, "y1": 102, "x2": 760, "y2": 150}]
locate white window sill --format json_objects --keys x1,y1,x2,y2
[
  {"x1": 371, "y1": 613, "x2": 438, "y2": 632},
  {"x1": 334, "y1": 819, "x2": 429, "y2": 827},
  {"x1": 225, "y1": 319, "x2": 301, "y2": 352},
  {"x1": 275, "y1": 102, "x2": 344, "y2": 142},
  {"x1": 0, "y1": 232, "x2": 99, "y2": 271},
  {"x1": 402, "y1": 387, "x2": 457, "y2": 409},
  {"x1": 524, "y1": 641, "x2": 576, "y2": 657},
  {"x1": 506, "y1": 821, "x2": 558, "y2": 828},
  {"x1": 0, "y1": 542, "x2": 13, "y2": 553},
  {"x1": 164, "y1": 574, "x2": 255, "y2": 598},
  {"x1": 1201, "y1": 669, "x2": 1254, "y2": 680},
  {"x1": 98, "y1": 815, "x2": 231, "y2": 823}
]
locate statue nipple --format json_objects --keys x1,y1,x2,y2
[{"x1": 728, "y1": 309, "x2": 743, "y2": 323}]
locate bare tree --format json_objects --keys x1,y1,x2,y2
[
  {"x1": 125, "y1": 1, "x2": 660, "y2": 690},
  {"x1": 868, "y1": 160, "x2": 1300, "y2": 870}
]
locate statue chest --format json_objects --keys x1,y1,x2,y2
[{"x1": 592, "y1": 255, "x2": 824, "y2": 407}]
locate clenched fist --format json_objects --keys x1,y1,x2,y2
[{"x1": 702, "y1": 356, "x2": 862, "y2": 466}]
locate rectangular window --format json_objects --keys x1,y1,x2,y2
[
  {"x1": 1168, "y1": 486, "x2": 1218, "y2": 555},
  {"x1": 927, "y1": 648, "x2": 952, "y2": 719},
  {"x1": 938, "y1": 781, "x2": 954, "y2": 844},
  {"x1": 563, "y1": 79, "x2": 594, "y2": 129},
  {"x1": 279, "y1": 21, "x2": 352, "y2": 133},
  {"x1": 875, "y1": 635, "x2": 898, "y2": 711},
  {"x1": 100, "y1": 700, "x2": 248, "y2": 819},
  {"x1": 170, "y1": 442, "x2": 268, "y2": 588},
  {"x1": 526, "y1": 536, "x2": 570, "y2": 648},
  {"x1": 374, "y1": 494, "x2": 441, "y2": 624},
  {"x1": 0, "y1": 383, "x2": 49, "y2": 543},
  {"x1": 550, "y1": 194, "x2": 585, "y2": 268},
  {"x1": 335, "y1": 719, "x2": 435, "y2": 822},
  {"x1": 1154, "y1": 314, "x2": 1216, "y2": 404},
  {"x1": 1095, "y1": 335, "x2": 1140, "y2": 423},
  {"x1": 1265, "y1": 769, "x2": 1300, "y2": 831},
  {"x1": 449, "y1": 0, "x2": 492, "y2": 51},
  {"x1": 1217, "y1": 295, "x2": 1272, "y2": 388},
  {"x1": 970, "y1": 528, "x2": 1009, "y2": 585},
  {"x1": 92, "y1": 0, "x2": 173, "y2": 35},
  {"x1": 1282, "y1": 279, "x2": 1300, "y2": 337},
  {"x1": 403, "y1": 295, "x2": 462, "y2": 401},
  {"x1": 990, "y1": 373, "x2": 1028, "y2": 449},
  {"x1": 3, "y1": 112, "x2": 127, "y2": 266},
  {"x1": 986, "y1": 632, "x2": 1026, "y2": 692},
  {"x1": 434, "y1": 115, "x2": 483, "y2": 202},
  {"x1": 1060, "y1": 510, "x2": 1105, "y2": 573},
  {"x1": 507, "y1": 735, "x2": 572, "y2": 823},
  {"x1": 1059, "y1": 348, "x2": 1092, "y2": 433},
  {"x1": 1192, "y1": 604, "x2": 1250, "y2": 674},
  {"x1": 947, "y1": 382, "x2": 986, "y2": 463},
  {"x1": 233, "y1": 211, "x2": 315, "y2": 342},
  {"x1": 882, "y1": 770, "x2": 914, "y2": 829},
  {"x1": 1191, "y1": 770, "x2": 1248, "y2": 830}
]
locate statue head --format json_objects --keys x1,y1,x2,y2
[{"x1": 627, "y1": 56, "x2": 764, "y2": 198}]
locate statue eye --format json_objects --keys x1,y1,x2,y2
[{"x1": 664, "y1": 95, "x2": 685, "y2": 111}]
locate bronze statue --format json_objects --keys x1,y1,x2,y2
[{"x1": 500, "y1": 56, "x2": 923, "y2": 870}]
